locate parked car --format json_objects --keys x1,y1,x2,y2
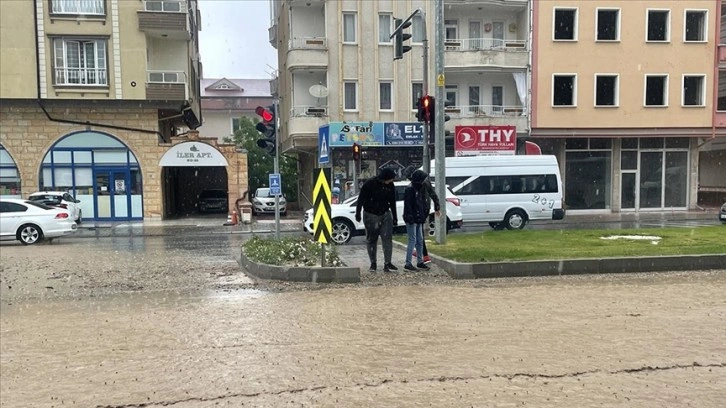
[
  {"x1": 720, "y1": 202, "x2": 726, "y2": 224},
  {"x1": 252, "y1": 187, "x2": 287, "y2": 216},
  {"x1": 28, "y1": 191, "x2": 82, "y2": 223},
  {"x1": 303, "y1": 181, "x2": 464, "y2": 244},
  {"x1": 0, "y1": 199, "x2": 77, "y2": 245},
  {"x1": 197, "y1": 189, "x2": 228, "y2": 213}
]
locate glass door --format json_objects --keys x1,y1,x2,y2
[
  {"x1": 469, "y1": 21, "x2": 481, "y2": 49},
  {"x1": 94, "y1": 169, "x2": 130, "y2": 220},
  {"x1": 492, "y1": 86, "x2": 503, "y2": 115}
]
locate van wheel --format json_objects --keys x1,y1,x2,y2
[
  {"x1": 504, "y1": 209, "x2": 527, "y2": 230},
  {"x1": 331, "y1": 219, "x2": 354, "y2": 244},
  {"x1": 489, "y1": 222, "x2": 505, "y2": 230}
]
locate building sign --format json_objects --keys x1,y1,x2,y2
[
  {"x1": 454, "y1": 125, "x2": 517, "y2": 156},
  {"x1": 159, "y1": 142, "x2": 229, "y2": 167},
  {"x1": 327, "y1": 122, "x2": 425, "y2": 147}
]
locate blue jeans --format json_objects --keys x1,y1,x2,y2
[{"x1": 405, "y1": 223, "x2": 424, "y2": 266}]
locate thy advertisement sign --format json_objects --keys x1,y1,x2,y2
[{"x1": 454, "y1": 125, "x2": 517, "y2": 156}]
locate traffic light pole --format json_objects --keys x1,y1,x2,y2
[
  {"x1": 420, "y1": 9, "x2": 430, "y2": 176},
  {"x1": 433, "y1": 0, "x2": 446, "y2": 245},
  {"x1": 273, "y1": 102, "x2": 280, "y2": 240}
]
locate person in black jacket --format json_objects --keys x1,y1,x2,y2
[
  {"x1": 406, "y1": 169, "x2": 440, "y2": 264},
  {"x1": 355, "y1": 168, "x2": 399, "y2": 272},
  {"x1": 403, "y1": 170, "x2": 437, "y2": 271}
]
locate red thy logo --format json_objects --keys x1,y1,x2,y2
[{"x1": 456, "y1": 127, "x2": 478, "y2": 149}]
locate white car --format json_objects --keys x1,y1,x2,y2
[
  {"x1": 0, "y1": 199, "x2": 77, "y2": 245},
  {"x1": 303, "y1": 181, "x2": 464, "y2": 244},
  {"x1": 28, "y1": 191, "x2": 83, "y2": 223},
  {"x1": 252, "y1": 187, "x2": 287, "y2": 216}
]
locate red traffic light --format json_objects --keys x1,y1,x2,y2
[
  {"x1": 422, "y1": 95, "x2": 431, "y2": 109},
  {"x1": 255, "y1": 106, "x2": 274, "y2": 122},
  {"x1": 352, "y1": 143, "x2": 361, "y2": 160}
]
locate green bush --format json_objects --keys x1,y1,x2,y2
[{"x1": 243, "y1": 236, "x2": 343, "y2": 267}]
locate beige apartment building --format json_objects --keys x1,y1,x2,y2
[
  {"x1": 270, "y1": 0, "x2": 532, "y2": 207},
  {"x1": 531, "y1": 0, "x2": 725, "y2": 212},
  {"x1": 0, "y1": 0, "x2": 247, "y2": 221}
]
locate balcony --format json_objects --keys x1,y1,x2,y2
[
  {"x1": 446, "y1": 104, "x2": 528, "y2": 132},
  {"x1": 285, "y1": 105, "x2": 328, "y2": 150},
  {"x1": 444, "y1": 38, "x2": 528, "y2": 71},
  {"x1": 137, "y1": 0, "x2": 190, "y2": 40},
  {"x1": 145, "y1": 70, "x2": 187, "y2": 101},
  {"x1": 287, "y1": 37, "x2": 328, "y2": 71}
]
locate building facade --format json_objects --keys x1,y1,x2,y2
[
  {"x1": 199, "y1": 78, "x2": 275, "y2": 143},
  {"x1": 270, "y1": 0, "x2": 725, "y2": 213},
  {"x1": 0, "y1": 0, "x2": 248, "y2": 221},
  {"x1": 531, "y1": 0, "x2": 724, "y2": 212}
]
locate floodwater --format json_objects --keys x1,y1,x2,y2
[{"x1": 2, "y1": 272, "x2": 725, "y2": 407}]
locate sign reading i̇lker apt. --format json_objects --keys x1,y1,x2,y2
[{"x1": 312, "y1": 168, "x2": 332, "y2": 244}]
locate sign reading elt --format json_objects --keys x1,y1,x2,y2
[{"x1": 454, "y1": 125, "x2": 517, "y2": 156}]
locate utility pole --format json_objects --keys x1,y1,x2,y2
[
  {"x1": 433, "y1": 0, "x2": 446, "y2": 245},
  {"x1": 420, "y1": 10, "x2": 430, "y2": 175},
  {"x1": 273, "y1": 102, "x2": 280, "y2": 240}
]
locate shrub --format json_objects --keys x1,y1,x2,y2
[{"x1": 243, "y1": 236, "x2": 343, "y2": 267}]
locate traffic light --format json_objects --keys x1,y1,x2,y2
[
  {"x1": 416, "y1": 95, "x2": 433, "y2": 122},
  {"x1": 352, "y1": 143, "x2": 361, "y2": 161},
  {"x1": 255, "y1": 105, "x2": 276, "y2": 155},
  {"x1": 394, "y1": 18, "x2": 412, "y2": 60}
]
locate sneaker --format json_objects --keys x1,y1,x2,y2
[
  {"x1": 383, "y1": 263, "x2": 398, "y2": 272},
  {"x1": 416, "y1": 262, "x2": 430, "y2": 270},
  {"x1": 368, "y1": 263, "x2": 377, "y2": 272},
  {"x1": 423, "y1": 255, "x2": 432, "y2": 264},
  {"x1": 403, "y1": 263, "x2": 418, "y2": 272}
]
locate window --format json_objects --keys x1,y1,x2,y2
[
  {"x1": 232, "y1": 118, "x2": 244, "y2": 133},
  {"x1": 445, "y1": 85, "x2": 458, "y2": 109},
  {"x1": 445, "y1": 19, "x2": 458, "y2": 40},
  {"x1": 51, "y1": 0, "x2": 105, "y2": 15},
  {"x1": 412, "y1": 83, "x2": 423, "y2": 109},
  {"x1": 468, "y1": 86, "x2": 480, "y2": 114},
  {"x1": 682, "y1": 75, "x2": 705, "y2": 106},
  {"x1": 344, "y1": 82, "x2": 357, "y2": 110},
  {"x1": 718, "y1": 70, "x2": 726, "y2": 111},
  {"x1": 379, "y1": 82, "x2": 392, "y2": 110},
  {"x1": 343, "y1": 13, "x2": 356, "y2": 43},
  {"x1": 596, "y1": 9, "x2": 619, "y2": 41},
  {"x1": 554, "y1": 8, "x2": 577, "y2": 40},
  {"x1": 721, "y1": 4, "x2": 726, "y2": 45},
  {"x1": 553, "y1": 74, "x2": 576, "y2": 106},
  {"x1": 412, "y1": 15, "x2": 424, "y2": 43},
  {"x1": 647, "y1": 9, "x2": 670, "y2": 42},
  {"x1": 595, "y1": 75, "x2": 618, "y2": 106},
  {"x1": 378, "y1": 14, "x2": 392, "y2": 44},
  {"x1": 684, "y1": 10, "x2": 707, "y2": 42},
  {"x1": 53, "y1": 38, "x2": 107, "y2": 86},
  {"x1": 645, "y1": 75, "x2": 668, "y2": 106}
]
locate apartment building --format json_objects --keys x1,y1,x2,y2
[
  {"x1": 269, "y1": 0, "x2": 531, "y2": 207},
  {"x1": 531, "y1": 0, "x2": 724, "y2": 212},
  {"x1": 0, "y1": 0, "x2": 247, "y2": 221},
  {"x1": 199, "y1": 78, "x2": 275, "y2": 143}
]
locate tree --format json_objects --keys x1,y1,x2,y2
[{"x1": 224, "y1": 117, "x2": 298, "y2": 202}]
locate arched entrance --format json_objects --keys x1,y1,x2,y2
[
  {"x1": 0, "y1": 144, "x2": 21, "y2": 199},
  {"x1": 159, "y1": 141, "x2": 229, "y2": 218},
  {"x1": 40, "y1": 131, "x2": 143, "y2": 221}
]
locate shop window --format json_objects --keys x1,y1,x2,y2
[{"x1": 0, "y1": 144, "x2": 21, "y2": 198}]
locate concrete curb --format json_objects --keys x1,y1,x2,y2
[
  {"x1": 239, "y1": 251, "x2": 360, "y2": 283},
  {"x1": 432, "y1": 253, "x2": 726, "y2": 280}
]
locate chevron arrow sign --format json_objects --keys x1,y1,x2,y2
[{"x1": 312, "y1": 168, "x2": 332, "y2": 244}]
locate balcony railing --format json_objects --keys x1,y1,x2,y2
[
  {"x1": 289, "y1": 37, "x2": 327, "y2": 49},
  {"x1": 147, "y1": 70, "x2": 186, "y2": 83},
  {"x1": 54, "y1": 67, "x2": 107, "y2": 86},
  {"x1": 291, "y1": 105, "x2": 328, "y2": 117},
  {"x1": 144, "y1": 0, "x2": 184, "y2": 12},
  {"x1": 445, "y1": 38, "x2": 527, "y2": 51},
  {"x1": 51, "y1": 0, "x2": 105, "y2": 15},
  {"x1": 445, "y1": 104, "x2": 526, "y2": 117}
]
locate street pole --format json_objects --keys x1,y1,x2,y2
[
  {"x1": 433, "y1": 0, "x2": 446, "y2": 245},
  {"x1": 273, "y1": 102, "x2": 280, "y2": 240},
  {"x1": 421, "y1": 9, "x2": 430, "y2": 175}
]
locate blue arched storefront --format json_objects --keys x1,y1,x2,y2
[{"x1": 40, "y1": 131, "x2": 142, "y2": 221}]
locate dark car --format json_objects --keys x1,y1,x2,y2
[
  {"x1": 198, "y1": 189, "x2": 228, "y2": 213},
  {"x1": 720, "y1": 202, "x2": 726, "y2": 224}
]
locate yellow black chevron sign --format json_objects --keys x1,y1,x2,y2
[{"x1": 312, "y1": 168, "x2": 332, "y2": 244}]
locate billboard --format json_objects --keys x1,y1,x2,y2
[
  {"x1": 454, "y1": 125, "x2": 517, "y2": 156},
  {"x1": 327, "y1": 122, "x2": 426, "y2": 147}
]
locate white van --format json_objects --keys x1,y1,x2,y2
[{"x1": 429, "y1": 155, "x2": 565, "y2": 230}]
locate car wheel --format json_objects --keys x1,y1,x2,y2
[
  {"x1": 17, "y1": 224, "x2": 42, "y2": 245},
  {"x1": 489, "y1": 222, "x2": 506, "y2": 230},
  {"x1": 76, "y1": 210, "x2": 82, "y2": 224},
  {"x1": 504, "y1": 209, "x2": 527, "y2": 230},
  {"x1": 331, "y1": 218, "x2": 354, "y2": 245}
]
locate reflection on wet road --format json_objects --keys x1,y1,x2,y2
[{"x1": 2, "y1": 273, "x2": 725, "y2": 407}]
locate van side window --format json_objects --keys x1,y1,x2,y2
[{"x1": 445, "y1": 176, "x2": 471, "y2": 191}]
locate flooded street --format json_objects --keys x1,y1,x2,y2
[{"x1": 1, "y1": 233, "x2": 725, "y2": 407}]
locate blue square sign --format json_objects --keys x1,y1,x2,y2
[{"x1": 269, "y1": 173, "x2": 281, "y2": 196}]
